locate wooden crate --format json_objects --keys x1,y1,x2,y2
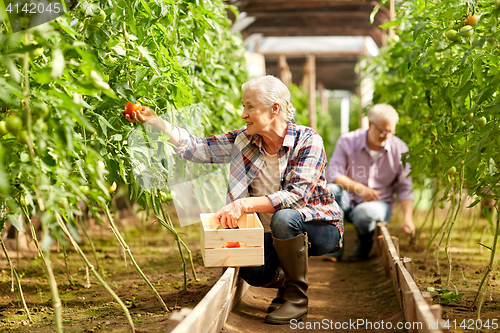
[{"x1": 200, "y1": 213, "x2": 264, "y2": 267}]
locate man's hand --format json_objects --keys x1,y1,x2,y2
[
  {"x1": 214, "y1": 199, "x2": 246, "y2": 229},
  {"x1": 402, "y1": 216, "x2": 415, "y2": 235},
  {"x1": 400, "y1": 199, "x2": 415, "y2": 235},
  {"x1": 355, "y1": 184, "x2": 381, "y2": 202}
]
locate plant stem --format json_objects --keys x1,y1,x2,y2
[
  {"x1": 102, "y1": 205, "x2": 169, "y2": 313},
  {"x1": 445, "y1": 180, "x2": 464, "y2": 286},
  {"x1": 0, "y1": 237, "x2": 33, "y2": 323},
  {"x1": 435, "y1": 193, "x2": 455, "y2": 276},
  {"x1": 473, "y1": 205, "x2": 499, "y2": 313},
  {"x1": 55, "y1": 213, "x2": 135, "y2": 332},
  {"x1": 165, "y1": 211, "x2": 198, "y2": 281},
  {"x1": 78, "y1": 215, "x2": 100, "y2": 270},
  {"x1": 426, "y1": 192, "x2": 452, "y2": 266},
  {"x1": 155, "y1": 193, "x2": 198, "y2": 284},
  {"x1": 21, "y1": 208, "x2": 62, "y2": 332},
  {"x1": 62, "y1": 242, "x2": 74, "y2": 286}
]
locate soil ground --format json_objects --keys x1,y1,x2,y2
[
  {"x1": 1, "y1": 205, "x2": 498, "y2": 333},
  {"x1": 223, "y1": 207, "x2": 500, "y2": 333},
  {"x1": 392, "y1": 207, "x2": 500, "y2": 333},
  {"x1": 223, "y1": 226, "x2": 406, "y2": 333},
  {"x1": 0, "y1": 207, "x2": 221, "y2": 333}
]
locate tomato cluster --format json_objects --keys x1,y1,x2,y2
[{"x1": 445, "y1": 12, "x2": 479, "y2": 41}]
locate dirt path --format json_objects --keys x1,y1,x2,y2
[{"x1": 223, "y1": 227, "x2": 407, "y2": 333}]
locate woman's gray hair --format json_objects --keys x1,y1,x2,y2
[
  {"x1": 367, "y1": 103, "x2": 399, "y2": 124},
  {"x1": 242, "y1": 75, "x2": 296, "y2": 122}
]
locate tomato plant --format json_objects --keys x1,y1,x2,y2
[
  {"x1": 366, "y1": 0, "x2": 500, "y2": 318},
  {"x1": 0, "y1": 0, "x2": 248, "y2": 330}
]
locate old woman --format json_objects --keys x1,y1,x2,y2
[{"x1": 123, "y1": 75, "x2": 343, "y2": 324}]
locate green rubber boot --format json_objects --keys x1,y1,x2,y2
[{"x1": 265, "y1": 233, "x2": 309, "y2": 324}]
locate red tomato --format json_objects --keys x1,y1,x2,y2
[
  {"x1": 122, "y1": 102, "x2": 142, "y2": 117},
  {"x1": 222, "y1": 242, "x2": 241, "y2": 248}
]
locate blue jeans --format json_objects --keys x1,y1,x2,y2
[
  {"x1": 327, "y1": 183, "x2": 392, "y2": 235},
  {"x1": 239, "y1": 209, "x2": 341, "y2": 287}
]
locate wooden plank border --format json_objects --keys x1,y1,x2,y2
[
  {"x1": 169, "y1": 267, "x2": 249, "y2": 333},
  {"x1": 375, "y1": 223, "x2": 447, "y2": 333}
]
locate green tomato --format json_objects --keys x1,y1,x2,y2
[
  {"x1": 465, "y1": 112, "x2": 474, "y2": 122},
  {"x1": 446, "y1": 166, "x2": 457, "y2": 176},
  {"x1": 160, "y1": 191, "x2": 173, "y2": 202},
  {"x1": 6, "y1": 116, "x2": 23, "y2": 135},
  {"x1": 33, "y1": 102, "x2": 49, "y2": 118},
  {"x1": 439, "y1": 203, "x2": 445, "y2": 209},
  {"x1": 0, "y1": 121, "x2": 8, "y2": 136},
  {"x1": 79, "y1": 185, "x2": 89, "y2": 194},
  {"x1": 16, "y1": 130, "x2": 29, "y2": 145},
  {"x1": 446, "y1": 29, "x2": 459, "y2": 41},
  {"x1": 460, "y1": 25, "x2": 473, "y2": 38},
  {"x1": 92, "y1": 9, "x2": 106, "y2": 24},
  {"x1": 19, "y1": 195, "x2": 28, "y2": 207},
  {"x1": 476, "y1": 116, "x2": 487, "y2": 127}
]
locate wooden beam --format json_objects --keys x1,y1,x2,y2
[
  {"x1": 389, "y1": 0, "x2": 396, "y2": 39},
  {"x1": 262, "y1": 50, "x2": 363, "y2": 59},
  {"x1": 238, "y1": 0, "x2": 390, "y2": 15},
  {"x1": 169, "y1": 268, "x2": 249, "y2": 333},
  {"x1": 318, "y1": 83, "x2": 328, "y2": 115},
  {"x1": 242, "y1": 27, "x2": 384, "y2": 47},
  {"x1": 305, "y1": 55, "x2": 317, "y2": 130},
  {"x1": 278, "y1": 55, "x2": 292, "y2": 86}
]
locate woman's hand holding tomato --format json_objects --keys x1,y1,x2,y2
[
  {"x1": 121, "y1": 101, "x2": 181, "y2": 146},
  {"x1": 122, "y1": 101, "x2": 157, "y2": 124}
]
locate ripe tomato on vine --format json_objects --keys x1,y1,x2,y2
[{"x1": 122, "y1": 102, "x2": 142, "y2": 117}]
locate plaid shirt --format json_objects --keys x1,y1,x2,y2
[{"x1": 174, "y1": 122, "x2": 343, "y2": 238}]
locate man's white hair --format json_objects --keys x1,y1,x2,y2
[
  {"x1": 242, "y1": 75, "x2": 296, "y2": 122},
  {"x1": 368, "y1": 103, "x2": 399, "y2": 124}
]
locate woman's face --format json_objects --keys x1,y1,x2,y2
[{"x1": 241, "y1": 89, "x2": 275, "y2": 136}]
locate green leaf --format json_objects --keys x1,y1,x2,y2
[
  {"x1": 8, "y1": 214, "x2": 23, "y2": 232},
  {"x1": 139, "y1": 0, "x2": 154, "y2": 17},
  {"x1": 453, "y1": 81, "x2": 474, "y2": 98},
  {"x1": 379, "y1": 20, "x2": 402, "y2": 29},
  {"x1": 3, "y1": 56, "x2": 20, "y2": 83},
  {"x1": 137, "y1": 46, "x2": 161, "y2": 76},
  {"x1": 135, "y1": 67, "x2": 149, "y2": 84}
]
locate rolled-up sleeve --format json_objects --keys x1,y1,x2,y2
[
  {"x1": 174, "y1": 128, "x2": 240, "y2": 164},
  {"x1": 267, "y1": 133, "x2": 327, "y2": 210},
  {"x1": 326, "y1": 137, "x2": 348, "y2": 183},
  {"x1": 393, "y1": 146, "x2": 414, "y2": 201}
]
